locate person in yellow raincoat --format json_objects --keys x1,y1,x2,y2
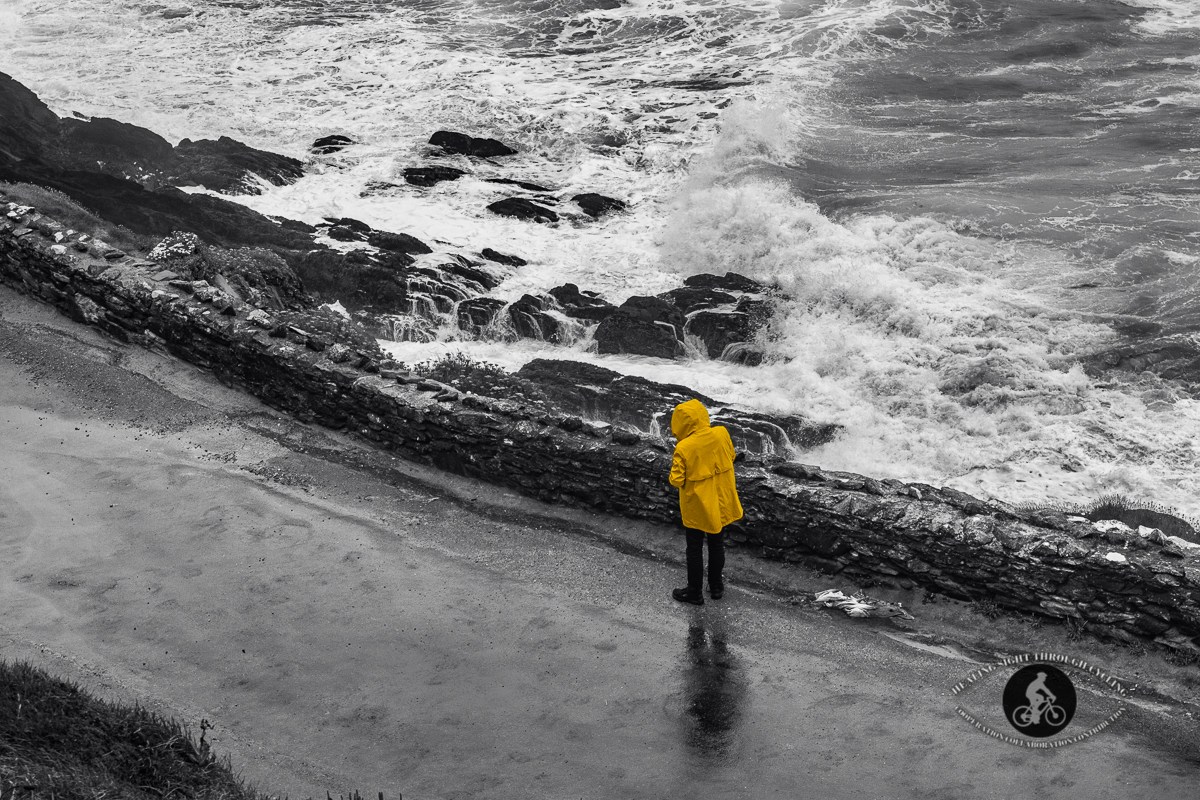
[{"x1": 668, "y1": 399, "x2": 743, "y2": 605}]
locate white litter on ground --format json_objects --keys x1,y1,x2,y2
[{"x1": 814, "y1": 589, "x2": 916, "y2": 620}]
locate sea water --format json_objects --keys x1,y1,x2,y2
[{"x1": 3, "y1": 0, "x2": 1199, "y2": 514}]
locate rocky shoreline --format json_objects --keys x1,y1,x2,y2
[
  {"x1": 4, "y1": 71, "x2": 1200, "y2": 653},
  {"x1": 0, "y1": 71, "x2": 777, "y2": 368}
]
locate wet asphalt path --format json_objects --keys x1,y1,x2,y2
[{"x1": 1, "y1": 285, "x2": 1197, "y2": 799}]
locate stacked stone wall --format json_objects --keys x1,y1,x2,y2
[{"x1": 3, "y1": 198, "x2": 1200, "y2": 652}]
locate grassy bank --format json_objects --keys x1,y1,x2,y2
[{"x1": 0, "y1": 659, "x2": 271, "y2": 799}]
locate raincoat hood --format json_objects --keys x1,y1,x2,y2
[{"x1": 671, "y1": 399, "x2": 710, "y2": 442}]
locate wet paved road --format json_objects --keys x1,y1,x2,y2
[{"x1": 2, "y1": 286, "x2": 1198, "y2": 799}]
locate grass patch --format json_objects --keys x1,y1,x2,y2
[
  {"x1": 1020, "y1": 492, "x2": 1200, "y2": 543},
  {"x1": 0, "y1": 660, "x2": 398, "y2": 799},
  {"x1": 1077, "y1": 494, "x2": 1199, "y2": 543},
  {"x1": 408, "y1": 352, "x2": 549, "y2": 404},
  {"x1": 0, "y1": 659, "x2": 267, "y2": 799},
  {"x1": 0, "y1": 182, "x2": 155, "y2": 255}
]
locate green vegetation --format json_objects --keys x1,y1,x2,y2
[
  {"x1": 272, "y1": 307, "x2": 382, "y2": 354},
  {"x1": 1076, "y1": 494, "x2": 1199, "y2": 542},
  {"x1": 409, "y1": 352, "x2": 548, "y2": 404},
  {"x1": 1020, "y1": 493, "x2": 1199, "y2": 543},
  {"x1": 0, "y1": 182, "x2": 154, "y2": 255},
  {"x1": 0, "y1": 661, "x2": 396, "y2": 799},
  {"x1": 0, "y1": 659, "x2": 266, "y2": 800}
]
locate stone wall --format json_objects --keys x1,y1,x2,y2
[{"x1": 3, "y1": 196, "x2": 1199, "y2": 653}]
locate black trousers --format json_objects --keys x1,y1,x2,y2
[{"x1": 685, "y1": 528, "x2": 725, "y2": 592}]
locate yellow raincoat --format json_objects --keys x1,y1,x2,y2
[{"x1": 669, "y1": 399, "x2": 743, "y2": 534}]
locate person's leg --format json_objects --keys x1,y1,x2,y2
[
  {"x1": 707, "y1": 531, "x2": 725, "y2": 597},
  {"x1": 685, "y1": 528, "x2": 705, "y2": 593},
  {"x1": 673, "y1": 528, "x2": 706, "y2": 604}
]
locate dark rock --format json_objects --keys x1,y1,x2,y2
[
  {"x1": 168, "y1": 136, "x2": 306, "y2": 194},
  {"x1": 445, "y1": 259, "x2": 501, "y2": 290},
  {"x1": 715, "y1": 408, "x2": 840, "y2": 453},
  {"x1": 773, "y1": 462, "x2": 828, "y2": 482},
  {"x1": 683, "y1": 271, "x2": 764, "y2": 293},
  {"x1": 430, "y1": 131, "x2": 516, "y2": 158},
  {"x1": 359, "y1": 180, "x2": 401, "y2": 196},
  {"x1": 687, "y1": 305, "x2": 767, "y2": 359},
  {"x1": 509, "y1": 294, "x2": 561, "y2": 342},
  {"x1": 330, "y1": 217, "x2": 372, "y2": 233},
  {"x1": 0, "y1": 72, "x2": 305, "y2": 196},
  {"x1": 515, "y1": 358, "x2": 839, "y2": 455},
  {"x1": 660, "y1": 77, "x2": 752, "y2": 91},
  {"x1": 276, "y1": 217, "x2": 317, "y2": 234},
  {"x1": 326, "y1": 225, "x2": 366, "y2": 242},
  {"x1": 404, "y1": 166, "x2": 467, "y2": 187},
  {"x1": 724, "y1": 344, "x2": 766, "y2": 366},
  {"x1": 485, "y1": 177, "x2": 552, "y2": 192},
  {"x1": 735, "y1": 295, "x2": 771, "y2": 322},
  {"x1": 596, "y1": 313, "x2": 681, "y2": 358},
  {"x1": 457, "y1": 297, "x2": 507, "y2": 335},
  {"x1": 617, "y1": 295, "x2": 685, "y2": 338},
  {"x1": 594, "y1": 295, "x2": 685, "y2": 359},
  {"x1": 557, "y1": 416, "x2": 584, "y2": 432},
  {"x1": 612, "y1": 428, "x2": 641, "y2": 446},
  {"x1": 57, "y1": 116, "x2": 174, "y2": 170},
  {"x1": 292, "y1": 248, "x2": 410, "y2": 314},
  {"x1": 657, "y1": 285, "x2": 736, "y2": 314},
  {"x1": 1085, "y1": 334, "x2": 1200, "y2": 382},
  {"x1": 480, "y1": 248, "x2": 527, "y2": 267},
  {"x1": 0, "y1": 71, "x2": 62, "y2": 162},
  {"x1": 572, "y1": 193, "x2": 626, "y2": 218},
  {"x1": 0, "y1": 163, "x2": 315, "y2": 256},
  {"x1": 311, "y1": 135, "x2": 356, "y2": 155},
  {"x1": 487, "y1": 197, "x2": 558, "y2": 223},
  {"x1": 154, "y1": 242, "x2": 310, "y2": 310},
  {"x1": 368, "y1": 230, "x2": 433, "y2": 255},
  {"x1": 548, "y1": 283, "x2": 615, "y2": 322}
]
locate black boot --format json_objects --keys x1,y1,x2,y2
[
  {"x1": 672, "y1": 587, "x2": 704, "y2": 606},
  {"x1": 709, "y1": 582, "x2": 724, "y2": 600}
]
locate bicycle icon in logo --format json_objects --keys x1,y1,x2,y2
[
  {"x1": 1003, "y1": 664, "x2": 1076, "y2": 737},
  {"x1": 1009, "y1": 668, "x2": 1068, "y2": 730}
]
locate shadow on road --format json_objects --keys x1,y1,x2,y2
[{"x1": 680, "y1": 617, "x2": 749, "y2": 763}]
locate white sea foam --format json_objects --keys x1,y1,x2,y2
[
  {"x1": 1120, "y1": 0, "x2": 1200, "y2": 36},
  {"x1": 6, "y1": 0, "x2": 1200, "y2": 516}
]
